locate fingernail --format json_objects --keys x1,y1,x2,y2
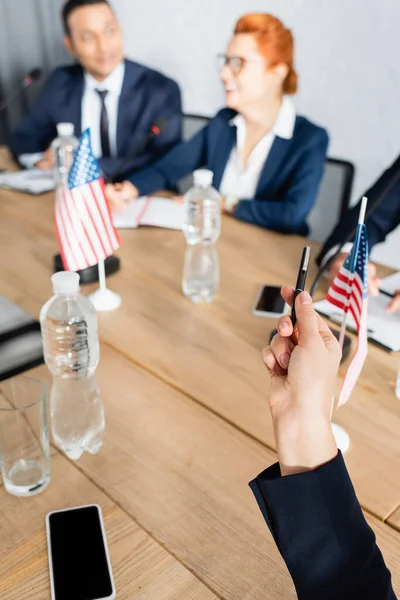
[
  {"x1": 279, "y1": 352, "x2": 290, "y2": 369},
  {"x1": 298, "y1": 291, "x2": 312, "y2": 305},
  {"x1": 278, "y1": 321, "x2": 290, "y2": 334}
]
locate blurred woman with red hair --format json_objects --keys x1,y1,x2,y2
[{"x1": 107, "y1": 13, "x2": 328, "y2": 235}]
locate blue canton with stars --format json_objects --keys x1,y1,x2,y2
[
  {"x1": 343, "y1": 224, "x2": 369, "y2": 298},
  {"x1": 68, "y1": 129, "x2": 101, "y2": 189}
]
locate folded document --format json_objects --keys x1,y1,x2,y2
[
  {"x1": 314, "y1": 294, "x2": 400, "y2": 352},
  {"x1": 0, "y1": 169, "x2": 55, "y2": 195}
]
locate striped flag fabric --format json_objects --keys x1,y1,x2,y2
[
  {"x1": 55, "y1": 129, "x2": 120, "y2": 272},
  {"x1": 326, "y1": 224, "x2": 369, "y2": 406}
]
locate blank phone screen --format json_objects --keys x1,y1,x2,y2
[
  {"x1": 255, "y1": 286, "x2": 286, "y2": 314},
  {"x1": 48, "y1": 506, "x2": 113, "y2": 600}
]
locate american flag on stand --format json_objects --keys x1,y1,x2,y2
[
  {"x1": 55, "y1": 129, "x2": 120, "y2": 272},
  {"x1": 326, "y1": 222, "x2": 369, "y2": 407}
]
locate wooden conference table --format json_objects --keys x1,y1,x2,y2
[{"x1": 0, "y1": 147, "x2": 400, "y2": 599}]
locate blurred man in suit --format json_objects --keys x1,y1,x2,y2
[
  {"x1": 316, "y1": 154, "x2": 400, "y2": 312},
  {"x1": 10, "y1": 0, "x2": 182, "y2": 181}
]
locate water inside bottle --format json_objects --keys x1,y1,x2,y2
[
  {"x1": 50, "y1": 377, "x2": 105, "y2": 460},
  {"x1": 182, "y1": 245, "x2": 219, "y2": 303}
]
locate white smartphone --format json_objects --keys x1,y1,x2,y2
[
  {"x1": 46, "y1": 504, "x2": 116, "y2": 600},
  {"x1": 252, "y1": 285, "x2": 288, "y2": 318}
]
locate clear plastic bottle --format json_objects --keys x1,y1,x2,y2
[
  {"x1": 182, "y1": 244, "x2": 219, "y2": 303},
  {"x1": 40, "y1": 272, "x2": 105, "y2": 460},
  {"x1": 183, "y1": 169, "x2": 221, "y2": 245},
  {"x1": 182, "y1": 169, "x2": 221, "y2": 302},
  {"x1": 51, "y1": 122, "x2": 79, "y2": 186}
]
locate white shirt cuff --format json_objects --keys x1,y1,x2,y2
[{"x1": 18, "y1": 152, "x2": 45, "y2": 169}]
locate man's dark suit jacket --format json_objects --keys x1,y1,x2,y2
[
  {"x1": 250, "y1": 452, "x2": 396, "y2": 599},
  {"x1": 129, "y1": 108, "x2": 328, "y2": 234},
  {"x1": 10, "y1": 58, "x2": 182, "y2": 180},
  {"x1": 317, "y1": 154, "x2": 400, "y2": 265}
]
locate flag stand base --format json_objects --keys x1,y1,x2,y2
[
  {"x1": 331, "y1": 423, "x2": 350, "y2": 453},
  {"x1": 89, "y1": 288, "x2": 121, "y2": 311}
]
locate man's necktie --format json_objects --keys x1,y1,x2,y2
[{"x1": 95, "y1": 89, "x2": 111, "y2": 157}]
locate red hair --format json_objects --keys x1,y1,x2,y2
[{"x1": 234, "y1": 13, "x2": 298, "y2": 95}]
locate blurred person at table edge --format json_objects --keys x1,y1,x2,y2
[
  {"x1": 106, "y1": 13, "x2": 329, "y2": 235},
  {"x1": 251, "y1": 287, "x2": 396, "y2": 599},
  {"x1": 10, "y1": 0, "x2": 182, "y2": 181},
  {"x1": 317, "y1": 153, "x2": 400, "y2": 312}
]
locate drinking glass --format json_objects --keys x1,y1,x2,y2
[{"x1": 0, "y1": 375, "x2": 50, "y2": 496}]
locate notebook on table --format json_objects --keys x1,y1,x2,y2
[{"x1": 112, "y1": 196, "x2": 184, "y2": 230}]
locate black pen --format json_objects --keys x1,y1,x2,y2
[
  {"x1": 291, "y1": 246, "x2": 311, "y2": 327},
  {"x1": 379, "y1": 288, "x2": 394, "y2": 299}
]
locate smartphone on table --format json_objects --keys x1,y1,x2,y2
[
  {"x1": 252, "y1": 285, "x2": 288, "y2": 318},
  {"x1": 46, "y1": 504, "x2": 116, "y2": 600}
]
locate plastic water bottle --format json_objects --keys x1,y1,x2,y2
[
  {"x1": 182, "y1": 169, "x2": 221, "y2": 302},
  {"x1": 182, "y1": 244, "x2": 219, "y2": 303},
  {"x1": 51, "y1": 122, "x2": 79, "y2": 186},
  {"x1": 183, "y1": 169, "x2": 221, "y2": 245},
  {"x1": 40, "y1": 272, "x2": 105, "y2": 460}
]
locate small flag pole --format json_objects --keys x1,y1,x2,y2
[
  {"x1": 98, "y1": 259, "x2": 107, "y2": 292},
  {"x1": 338, "y1": 196, "x2": 368, "y2": 348},
  {"x1": 89, "y1": 260, "x2": 121, "y2": 311},
  {"x1": 331, "y1": 196, "x2": 368, "y2": 453}
]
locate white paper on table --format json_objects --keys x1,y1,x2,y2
[
  {"x1": 112, "y1": 196, "x2": 184, "y2": 230},
  {"x1": 0, "y1": 169, "x2": 55, "y2": 194},
  {"x1": 380, "y1": 271, "x2": 400, "y2": 296},
  {"x1": 314, "y1": 294, "x2": 400, "y2": 352}
]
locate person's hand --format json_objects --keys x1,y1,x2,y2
[
  {"x1": 327, "y1": 254, "x2": 380, "y2": 296},
  {"x1": 34, "y1": 147, "x2": 54, "y2": 170},
  {"x1": 262, "y1": 286, "x2": 341, "y2": 476},
  {"x1": 386, "y1": 290, "x2": 400, "y2": 313},
  {"x1": 326, "y1": 252, "x2": 347, "y2": 283},
  {"x1": 367, "y1": 262, "x2": 380, "y2": 296},
  {"x1": 105, "y1": 181, "x2": 138, "y2": 212}
]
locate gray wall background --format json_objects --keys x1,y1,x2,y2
[
  {"x1": 1, "y1": 0, "x2": 400, "y2": 266},
  {"x1": 0, "y1": 0, "x2": 68, "y2": 144}
]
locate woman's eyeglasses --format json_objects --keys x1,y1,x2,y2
[{"x1": 216, "y1": 53, "x2": 265, "y2": 75}]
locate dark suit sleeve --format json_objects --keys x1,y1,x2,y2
[
  {"x1": 150, "y1": 79, "x2": 182, "y2": 156},
  {"x1": 316, "y1": 156, "x2": 400, "y2": 265},
  {"x1": 233, "y1": 130, "x2": 328, "y2": 234},
  {"x1": 249, "y1": 452, "x2": 396, "y2": 600},
  {"x1": 10, "y1": 70, "x2": 60, "y2": 157},
  {"x1": 99, "y1": 79, "x2": 182, "y2": 180},
  {"x1": 127, "y1": 124, "x2": 208, "y2": 195}
]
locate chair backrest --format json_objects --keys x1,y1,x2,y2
[
  {"x1": 178, "y1": 114, "x2": 212, "y2": 194},
  {"x1": 182, "y1": 113, "x2": 211, "y2": 141},
  {"x1": 307, "y1": 158, "x2": 355, "y2": 242},
  {"x1": 0, "y1": 295, "x2": 44, "y2": 381}
]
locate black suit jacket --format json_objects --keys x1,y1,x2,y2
[
  {"x1": 250, "y1": 452, "x2": 396, "y2": 599},
  {"x1": 10, "y1": 59, "x2": 182, "y2": 180},
  {"x1": 317, "y1": 154, "x2": 400, "y2": 265}
]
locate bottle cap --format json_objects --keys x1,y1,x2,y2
[
  {"x1": 193, "y1": 169, "x2": 213, "y2": 187},
  {"x1": 56, "y1": 122, "x2": 75, "y2": 137},
  {"x1": 51, "y1": 272, "x2": 80, "y2": 295}
]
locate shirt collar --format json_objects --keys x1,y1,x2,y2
[
  {"x1": 84, "y1": 61, "x2": 125, "y2": 96},
  {"x1": 230, "y1": 96, "x2": 296, "y2": 140}
]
